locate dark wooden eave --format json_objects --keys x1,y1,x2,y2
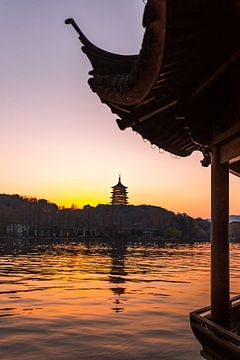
[{"x1": 65, "y1": 0, "x2": 240, "y2": 159}]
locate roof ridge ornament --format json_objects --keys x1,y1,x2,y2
[
  {"x1": 65, "y1": 1, "x2": 166, "y2": 105},
  {"x1": 65, "y1": 18, "x2": 92, "y2": 48}
]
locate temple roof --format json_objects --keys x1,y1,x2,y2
[
  {"x1": 65, "y1": 0, "x2": 240, "y2": 164},
  {"x1": 112, "y1": 175, "x2": 128, "y2": 190}
]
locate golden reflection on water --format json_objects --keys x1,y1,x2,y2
[{"x1": 0, "y1": 242, "x2": 240, "y2": 360}]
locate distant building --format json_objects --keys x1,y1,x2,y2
[
  {"x1": 111, "y1": 175, "x2": 128, "y2": 205},
  {"x1": 6, "y1": 223, "x2": 30, "y2": 236}
]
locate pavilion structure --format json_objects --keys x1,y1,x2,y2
[
  {"x1": 65, "y1": 1, "x2": 240, "y2": 358},
  {"x1": 111, "y1": 175, "x2": 128, "y2": 206}
]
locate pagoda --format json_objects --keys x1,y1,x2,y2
[{"x1": 111, "y1": 175, "x2": 128, "y2": 205}]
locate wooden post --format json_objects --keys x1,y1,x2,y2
[{"x1": 211, "y1": 145, "x2": 230, "y2": 328}]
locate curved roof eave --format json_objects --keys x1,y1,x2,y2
[
  {"x1": 65, "y1": 0, "x2": 240, "y2": 161},
  {"x1": 66, "y1": 0, "x2": 166, "y2": 105}
]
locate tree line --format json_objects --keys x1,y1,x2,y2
[{"x1": 0, "y1": 194, "x2": 211, "y2": 242}]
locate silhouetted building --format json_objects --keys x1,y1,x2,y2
[{"x1": 111, "y1": 175, "x2": 128, "y2": 205}]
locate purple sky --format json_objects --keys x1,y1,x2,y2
[{"x1": 0, "y1": 0, "x2": 239, "y2": 217}]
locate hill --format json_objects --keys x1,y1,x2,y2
[{"x1": 0, "y1": 194, "x2": 210, "y2": 242}]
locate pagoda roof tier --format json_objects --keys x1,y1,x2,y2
[
  {"x1": 111, "y1": 185, "x2": 128, "y2": 190},
  {"x1": 111, "y1": 196, "x2": 129, "y2": 200},
  {"x1": 111, "y1": 176, "x2": 128, "y2": 189},
  {"x1": 65, "y1": 1, "x2": 240, "y2": 162}
]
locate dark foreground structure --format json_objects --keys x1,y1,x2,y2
[{"x1": 66, "y1": 1, "x2": 240, "y2": 358}]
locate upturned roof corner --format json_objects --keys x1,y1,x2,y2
[{"x1": 65, "y1": 0, "x2": 240, "y2": 163}]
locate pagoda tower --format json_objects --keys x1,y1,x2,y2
[{"x1": 111, "y1": 175, "x2": 128, "y2": 205}]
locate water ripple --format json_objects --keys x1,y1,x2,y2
[{"x1": 0, "y1": 242, "x2": 239, "y2": 360}]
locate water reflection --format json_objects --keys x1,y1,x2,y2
[
  {"x1": 0, "y1": 241, "x2": 240, "y2": 360},
  {"x1": 109, "y1": 241, "x2": 127, "y2": 312}
]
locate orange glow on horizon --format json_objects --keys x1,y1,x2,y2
[{"x1": 2, "y1": 157, "x2": 239, "y2": 219}]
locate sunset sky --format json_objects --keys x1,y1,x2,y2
[{"x1": 0, "y1": 0, "x2": 239, "y2": 218}]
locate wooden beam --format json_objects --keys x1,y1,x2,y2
[
  {"x1": 220, "y1": 136, "x2": 240, "y2": 163},
  {"x1": 193, "y1": 49, "x2": 240, "y2": 99},
  {"x1": 212, "y1": 122, "x2": 240, "y2": 146},
  {"x1": 230, "y1": 160, "x2": 240, "y2": 177},
  {"x1": 230, "y1": 156, "x2": 240, "y2": 164},
  {"x1": 211, "y1": 146, "x2": 230, "y2": 328}
]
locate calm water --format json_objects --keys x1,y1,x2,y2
[{"x1": 0, "y1": 241, "x2": 240, "y2": 360}]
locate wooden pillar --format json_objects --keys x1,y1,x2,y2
[{"x1": 211, "y1": 145, "x2": 230, "y2": 328}]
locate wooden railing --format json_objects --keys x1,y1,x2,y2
[{"x1": 190, "y1": 295, "x2": 240, "y2": 360}]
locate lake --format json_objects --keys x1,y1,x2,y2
[{"x1": 0, "y1": 241, "x2": 240, "y2": 360}]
